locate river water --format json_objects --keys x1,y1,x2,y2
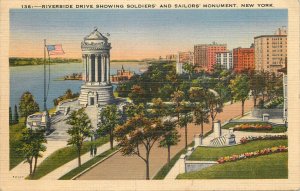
[{"x1": 10, "y1": 62, "x2": 146, "y2": 109}]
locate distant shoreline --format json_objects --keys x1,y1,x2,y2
[
  {"x1": 9, "y1": 57, "x2": 82, "y2": 67},
  {"x1": 9, "y1": 57, "x2": 150, "y2": 67},
  {"x1": 111, "y1": 60, "x2": 142, "y2": 62}
]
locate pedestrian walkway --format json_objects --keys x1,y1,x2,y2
[
  {"x1": 77, "y1": 99, "x2": 255, "y2": 180},
  {"x1": 9, "y1": 140, "x2": 67, "y2": 180},
  {"x1": 41, "y1": 141, "x2": 116, "y2": 180}
]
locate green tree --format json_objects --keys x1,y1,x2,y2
[
  {"x1": 265, "y1": 72, "x2": 283, "y2": 102},
  {"x1": 229, "y1": 74, "x2": 250, "y2": 116},
  {"x1": 64, "y1": 89, "x2": 73, "y2": 99},
  {"x1": 18, "y1": 128, "x2": 35, "y2": 176},
  {"x1": 124, "y1": 103, "x2": 146, "y2": 118},
  {"x1": 14, "y1": 105, "x2": 19, "y2": 124},
  {"x1": 189, "y1": 87, "x2": 205, "y2": 103},
  {"x1": 9, "y1": 106, "x2": 13, "y2": 125},
  {"x1": 114, "y1": 114, "x2": 164, "y2": 180},
  {"x1": 150, "y1": 98, "x2": 169, "y2": 118},
  {"x1": 183, "y1": 63, "x2": 195, "y2": 80},
  {"x1": 66, "y1": 108, "x2": 93, "y2": 167},
  {"x1": 158, "y1": 84, "x2": 175, "y2": 101},
  {"x1": 17, "y1": 127, "x2": 47, "y2": 176},
  {"x1": 171, "y1": 90, "x2": 184, "y2": 122},
  {"x1": 178, "y1": 104, "x2": 193, "y2": 149},
  {"x1": 189, "y1": 87, "x2": 209, "y2": 136},
  {"x1": 128, "y1": 85, "x2": 146, "y2": 104},
  {"x1": 98, "y1": 105, "x2": 121, "y2": 150},
  {"x1": 32, "y1": 127, "x2": 47, "y2": 174},
  {"x1": 159, "y1": 120, "x2": 180, "y2": 164},
  {"x1": 19, "y1": 91, "x2": 39, "y2": 125},
  {"x1": 249, "y1": 71, "x2": 265, "y2": 107},
  {"x1": 205, "y1": 90, "x2": 224, "y2": 130},
  {"x1": 193, "y1": 103, "x2": 209, "y2": 137}
]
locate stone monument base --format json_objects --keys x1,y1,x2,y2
[{"x1": 79, "y1": 84, "x2": 114, "y2": 107}]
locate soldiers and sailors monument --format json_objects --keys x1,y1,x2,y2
[
  {"x1": 49, "y1": 28, "x2": 119, "y2": 134},
  {"x1": 79, "y1": 27, "x2": 114, "y2": 106}
]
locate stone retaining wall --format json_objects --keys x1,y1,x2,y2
[
  {"x1": 252, "y1": 108, "x2": 283, "y2": 118},
  {"x1": 185, "y1": 161, "x2": 218, "y2": 173}
]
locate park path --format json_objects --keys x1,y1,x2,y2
[
  {"x1": 76, "y1": 99, "x2": 254, "y2": 180},
  {"x1": 41, "y1": 141, "x2": 116, "y2": 180},
  {"x1": 9, "y1": 140, "x2": 67, "y2": 180}
]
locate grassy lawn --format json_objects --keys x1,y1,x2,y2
[
  {"x1": 222, "y1": 122, "x2": 287, "y2": 133},
  {"x1": 188, "y1": 139, "x2": 288, "y2": 161},
  {"x1": 9, "y1": 117, "x2": 26, "y2": 169},
  {"x1": 177, "y1": 152, "x2": 288, "y2": 179},
  {"x1": 29, "y1": 136, "x2": 109, "y2": 179},
  {"x1": 59, "y1": 147, "x2": 119, "y2": 180}
]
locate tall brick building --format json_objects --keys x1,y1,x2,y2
[
  {"x1": 254, "y1": 27, "x2": 287, "y2": 74},
  {"x1": 194, "y1": 42, "x2": 227, "y2": 71},
  {"x1": 233, "y1": 47, "x2": 255, "y2": 72}
]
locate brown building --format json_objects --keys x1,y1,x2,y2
[
  {"x1": 178, "y1": 51, "x2": 194, "y2": 64},
  {"x1": 166, "y1": 54, "x2": 177, "y2": 61},
  {"x1": 111, "y1": 65, "x2": 134, "y2": 83},
  {"x1": 254, "y1": 27, "x2": 287, "y2": 74},
  {"x1": 194, "y1": 42, "x2": 227, "y2": 71},
  {"x1": 233, "y1": 47, "x2": 255, "y2": 72}
]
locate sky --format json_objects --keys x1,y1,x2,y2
[{"x1": 9, "y1": 9, "x2": 287, "y2": 59}]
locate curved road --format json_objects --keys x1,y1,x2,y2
[{"x1": 76, "y1": 99, "x2": 254, "y2": 180}]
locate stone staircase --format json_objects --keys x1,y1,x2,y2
[
  {"x1": 210, "y1": 135, "x2": 227, "y2": 147},
  {"x1": 85, "y1": 106, "x2": 99, "y2": 130}
]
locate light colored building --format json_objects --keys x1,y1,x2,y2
[
  {"x1": 254, "y1": 27, "x2": 287, "y2": 74},
  {"x1": 194, "y1": 42, "x2": 227, "y2": 71},
  {"x1": 79, "y1": 28, "x2": 114, "y2": 106},
  {"x1": 176, "y1": 51, "x2": 194, "y2": 74},
  {"x1": 215, "y1": 51, "x2": 233, "y2": 70},
  {"x1": 233, "y1": 47, "x2": 255, "y2": 72}
]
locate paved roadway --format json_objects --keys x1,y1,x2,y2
[{"x1": 76, "y1": 99, "x2": 254, "y2": 180}]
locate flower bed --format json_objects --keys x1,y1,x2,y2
[
  {"x1": 240, "y1": 135, "x2": 287, "y2": 144},
  {"x1": 217, "y1": 145, "x2": 288, "y2": 164},
  {"x1": 233, "y1": 123, "x2": 272, "y2": 131}
]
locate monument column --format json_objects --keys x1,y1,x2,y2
[
  {"x1": 106, "y1": 55, "x2": 110, "y2": 83},
  {"x1": 101, "y1": 55, "x2": 105, "y2": 82},
  {"x1": 86, "y1": 54, "x2": 89, "y2": 82},
  {"x1": 95, "y1": 54, "x2": 99, "y2": 82},
  {"x1": 88, "y1": 54, "x2": 92, "y2": 82},
  {"x1": 82, "y1": 54, "x2": 87, "y2": 82}
]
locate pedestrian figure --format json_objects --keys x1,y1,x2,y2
[
  {"x1": 94, "y1": 145, "x2": 97, "y2": 157},
  {"x1": 90, "y1": 145, "x2": 93, "y2": 157}
]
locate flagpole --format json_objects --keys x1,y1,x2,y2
[
  {"x1": 44, "y1": 39, "x2": 50, "y2": 132},
  {"x1": 44, "y1": 39, "x2": 47, "y2": 112}
]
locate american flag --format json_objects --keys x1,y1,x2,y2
[{"x1": 46, "y1": 44, "x2": 65, "y2": 55}]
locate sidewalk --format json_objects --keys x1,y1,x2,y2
[
  {"x1": 41, "y1": 141, "x2": 117, "y2": 180},
  {"x1": 9, "y1": 140, "x2": 67, "y2": 180}
]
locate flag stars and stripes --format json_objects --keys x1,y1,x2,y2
[{"x1": 46, "y1": 44, "x2": 65, "y2": 55}]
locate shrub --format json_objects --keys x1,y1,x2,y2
[
  {"x1": 234, "y1": 123, "x2": 272, "y2": 131},
  {"x1": 217, "y1": 145, "x2": 288, "y2": 164},
  {"x1": 240, "y1": 135, "x2": 287, "y2": 144}
]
